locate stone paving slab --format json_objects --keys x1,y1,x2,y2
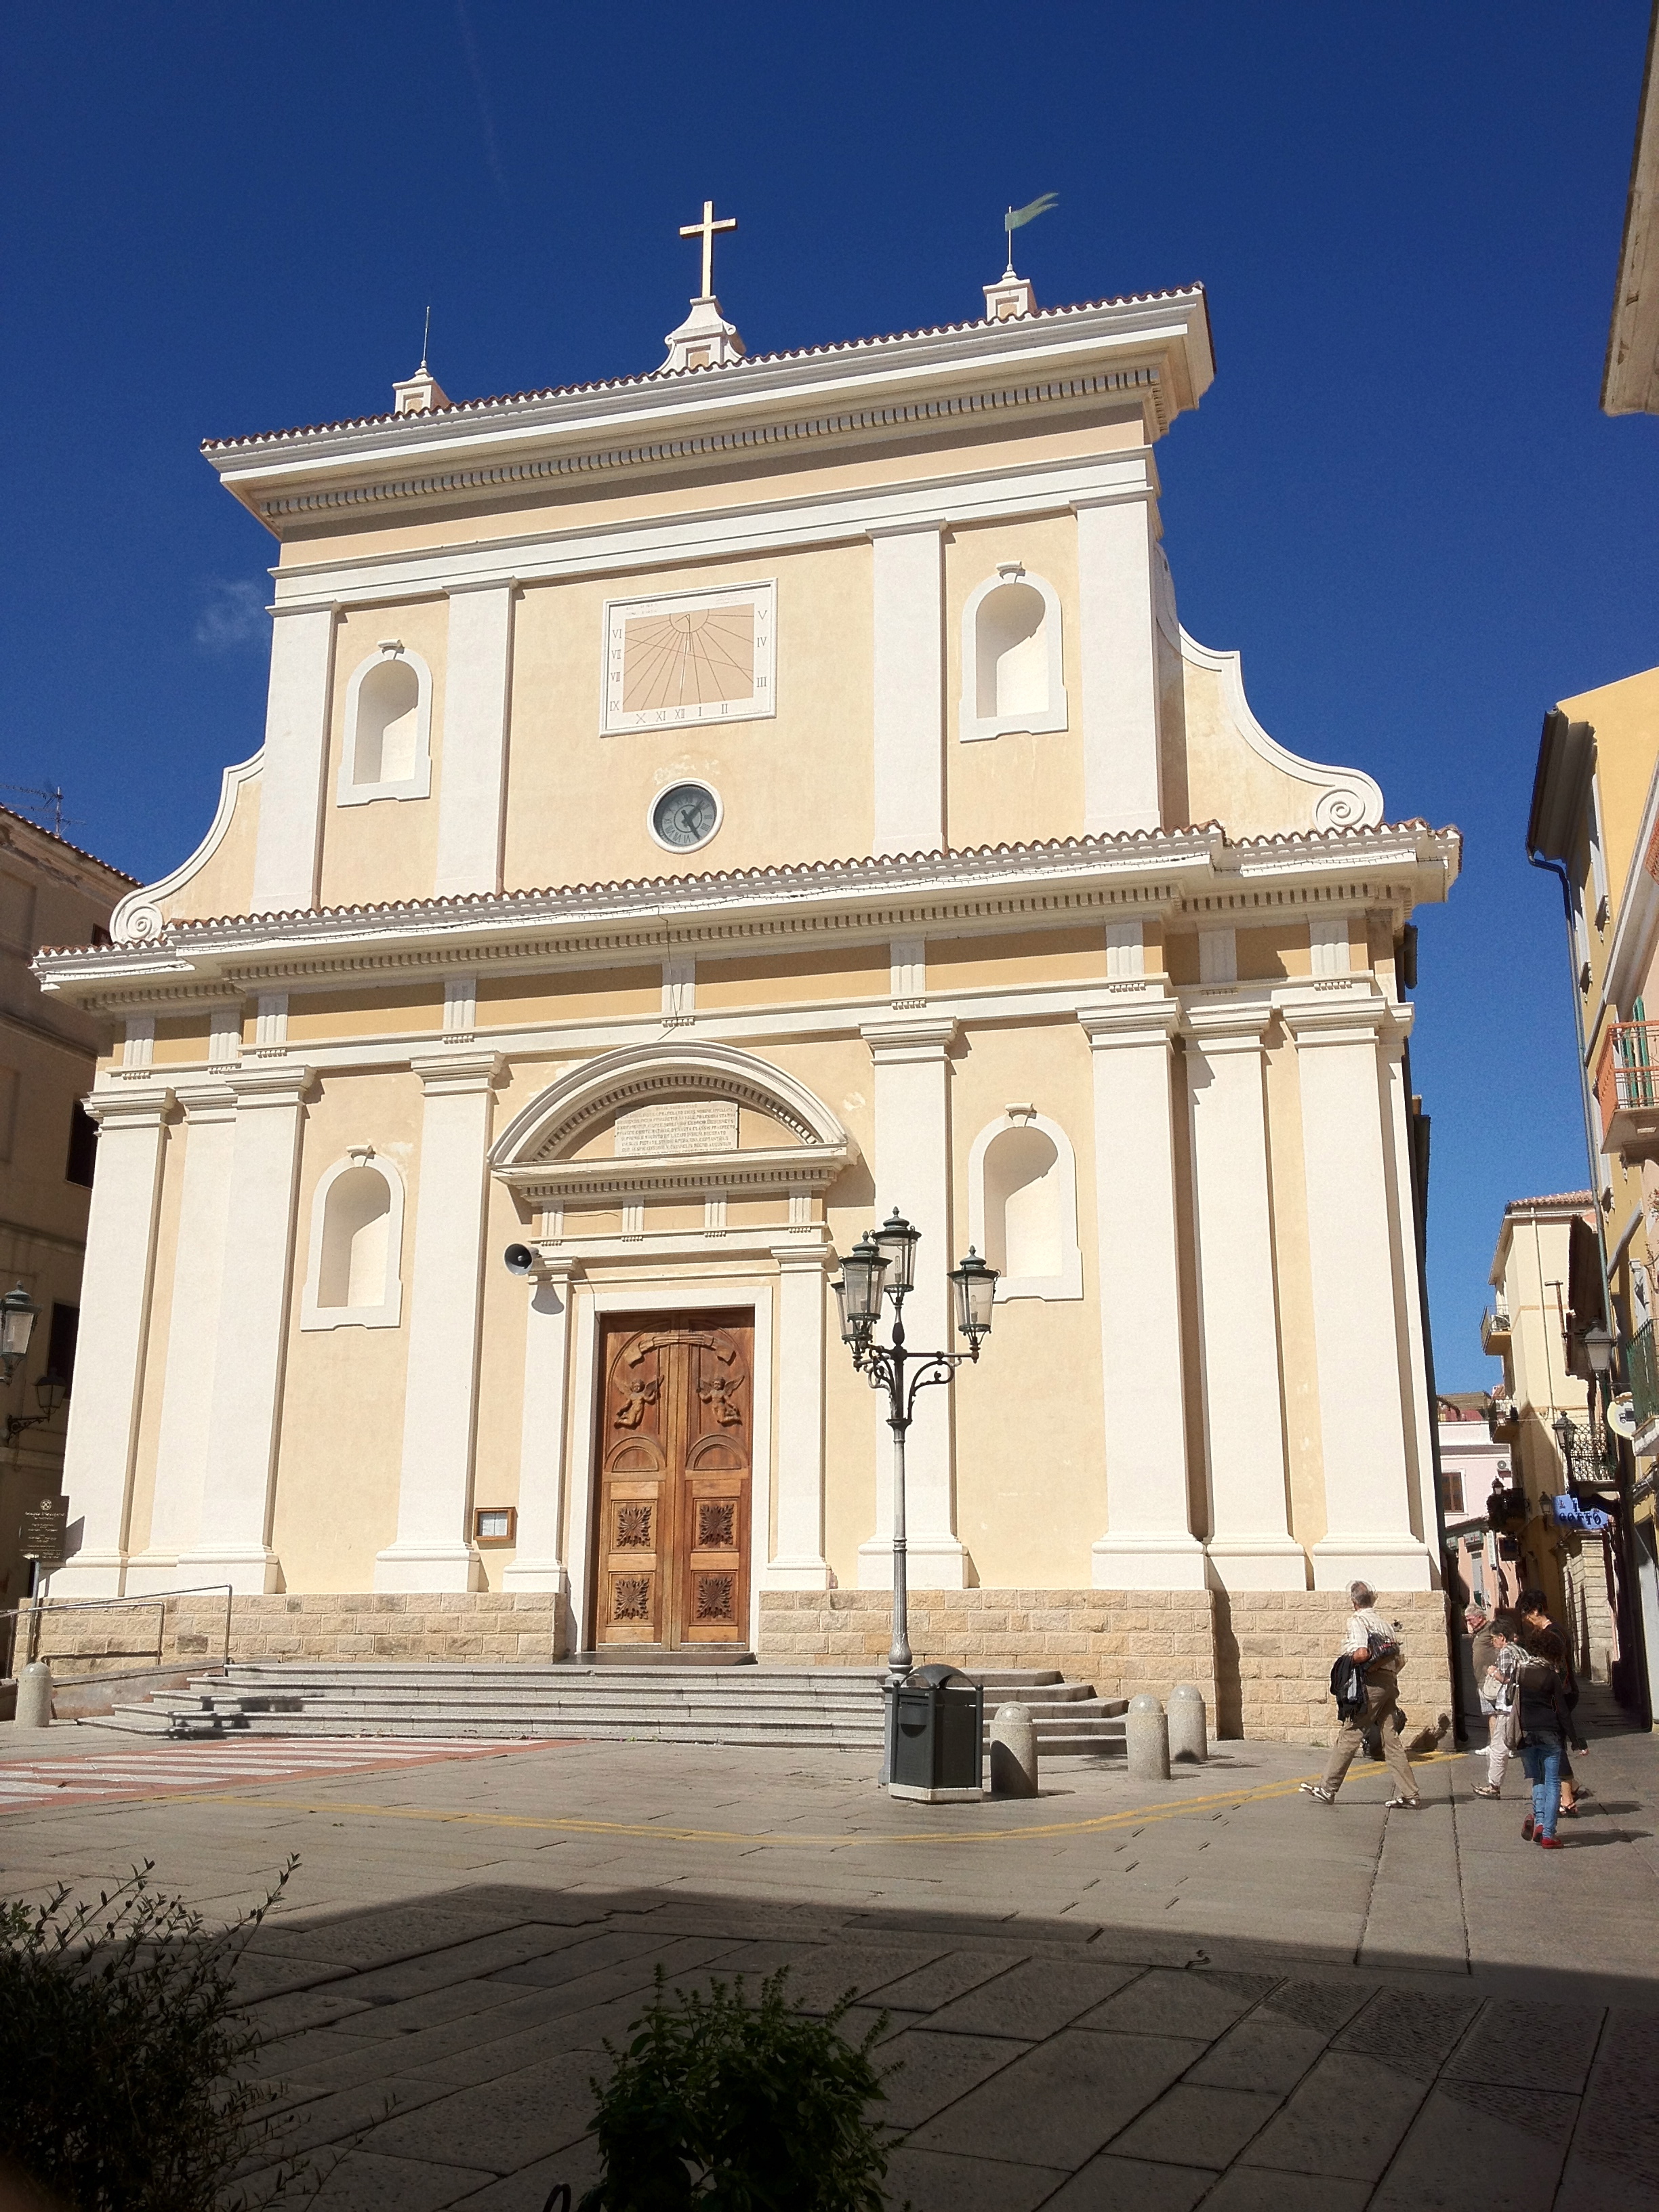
[{"x1": 3, "y1": 1711, "x2": 1659, "y2": 2206}]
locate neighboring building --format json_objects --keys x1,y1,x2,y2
[
  {"x1": 0, "y1": 804, "x2": 132, "y2": 1652},
  {"x1": 1477, "y1": 1194, "x2": 1624, "y2": 1683},
  {"x1": 33, "y1": 229, "x2": 1459, "y2": 1740},
  {"x1": 1435, "y1": 1391, "x2": 1509, "y2": 1614}
]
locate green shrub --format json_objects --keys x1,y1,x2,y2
[
  {"x1": 0, "y1": 1856, "x2": 324, "y2": 2211},
  {"x1": 575, "y1": 1965, "x2": 905, "y2": 2212}
]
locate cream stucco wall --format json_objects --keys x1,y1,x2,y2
[
  {"x1": 319, "y1": 602, "x2": 447, "y2": 911},
  {"x1": 502, "y1": 546, "x2": 874, "y2": 894}
]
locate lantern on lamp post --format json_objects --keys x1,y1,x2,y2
[
  {"x1": 830, "y1": 1210, "x2": 1000, "y2": 1713},
  {"x1": 0, "y1": 1285, "x2": 39, "y2": 1388}
]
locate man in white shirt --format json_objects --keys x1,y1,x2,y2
[{"x1": 1299, "y1": 1580, "x2": 1422, "y2": 1809}]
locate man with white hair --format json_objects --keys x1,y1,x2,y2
[{"x1": 1299, "y1": 1581, "x2": 1422, "y2": 1808}]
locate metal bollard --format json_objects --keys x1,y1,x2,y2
[
  {"x1": 15, "y1": 1660, "x2": 53, "y2": 1729},
  {"x1": 1126, "y1": 1693, "x2": 1169, "y2": 1781},
  {"x1": 1168, "y1": 1683, "x2": 1208, "y2": 1763},
  {"x1": 989, "y1": 1702, "x2": 1039, "y2": 1797}
]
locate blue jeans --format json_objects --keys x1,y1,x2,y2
[{"x1": 1520, "y1": 1740, "x2": 1562, "y2": 1838}]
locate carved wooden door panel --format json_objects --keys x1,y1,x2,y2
[{"x1": 595, "y1": 1312, "x2": 752, "y2": 1650}]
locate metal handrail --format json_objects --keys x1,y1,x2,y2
[
  {"x1": 1597, "y1": 1020, "x2": 1659, "y2": 1130},
  {"x1": 1, "y1": 1583, "x2": 233, "y2": 1678}
]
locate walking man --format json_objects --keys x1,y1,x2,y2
[{"x1": 1300, "y1": 1581, "x2": 1422, "y2": 1808}]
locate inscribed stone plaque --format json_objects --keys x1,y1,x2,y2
[{"x1": 615, "y1": 1100, "x2": 738, "y2": 1158}]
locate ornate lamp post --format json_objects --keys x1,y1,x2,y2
[{"x1": 832, "y1": 1208, "x2": 998, "y2": 1687}]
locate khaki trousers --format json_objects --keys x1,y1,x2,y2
[{"x1": 1322, "y1": 1680, "x2": 1419, "y2": 1801}]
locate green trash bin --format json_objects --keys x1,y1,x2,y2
[{"x1": 886, "y1": 1663, "x2": 984, "y2": 1802}]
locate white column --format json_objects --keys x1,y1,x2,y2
[
  {"x1": 52, "y1": 1085, "x2": 174, "y2": 1599},
  {"x1": 501, "y1": 1254, "x2": 577, "y2": 1604},
  {"x1": 1079, "y1": 994, "x2": 1206, "y2": 1587},
  {"x1": 251, "y1": 605, "x2": 335, "y2": 916},
  {"x1": 1184, "y1": 1002, "x2": 1307, "y2": 1589},
  {"x1": 128, "y1": 1082, "x2": 238, "y2": 1588},
  {"x1": 1284, "y1": 996, "x2": 1433, "y2": 1589},
  {"x1": 769, "y1": 1243, "x2": 832, "y2": 1588},
  {"x1": 375, "y1": 1051, "x2": 503, "y2": 1593},
  {"x1": 857, "y1": 1017, "x2": 965, "y2": 1589},
  {"x1": 1382, "y1": 1009, "x2": 1441, "y2": 1572},
  {"x1": 435, "y1": 581, "x2": 516, "y2": 898},
  {"x1": 182, "y1": 1065, "x2": 312, "y2": 1593},
  {"x1": 1075, "y1": 490, "x2": 1164, "y2": 836},
  {"x1": 869, "y1": 524, "x2": 944, "y2": 857}
]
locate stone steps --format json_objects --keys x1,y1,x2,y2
[{"x1": 87, "y1": 1660, "x2": 1129, "y2": 1757}]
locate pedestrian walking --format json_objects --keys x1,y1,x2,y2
[
  {"x1": 1509, "y1": 1618, "x2": 1582, "y2": 1849},
  {"x1": 1518, "y1": 1589, "x2": 1585, "y2": 1814},
  {"x1": 1471, "y1": 1610, "x2": 1519, "y2": 1799},
  {"x1": 1300, "y1": 1581, "x2": 1422, "y2": 1809}
]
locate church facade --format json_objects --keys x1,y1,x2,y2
[{"x1": 37, "y1": 238, "x2": 1460, "y2": 1738}]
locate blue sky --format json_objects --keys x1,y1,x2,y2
[{"x1": 3, "y1": 2, "x2": 1656, "y2": 1389}]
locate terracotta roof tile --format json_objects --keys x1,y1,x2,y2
[{"x1": 200, "y1": 286, "x2": 1207, "y2": 455}]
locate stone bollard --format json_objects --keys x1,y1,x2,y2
[
  {"x1": 989, "y1": 1702, "x2": 1039, "y2": 1797},
  {"x1": 1126, "y1": 1693, "x2": 1170, "y2": 1782},
  {"x1": 1168, "y1": 1683, "x2": 1208, "y2": 1764},
  {"x1": 15, "y1": 1660, "x2": 53, "y2": 1729}
]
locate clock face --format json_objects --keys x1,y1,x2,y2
[
  {"x1": 651, "y1": 782, "x2": 720, "y2": 851},
  {"x1": 604, "y1": 583, "x2": 775, "y2": 735}
]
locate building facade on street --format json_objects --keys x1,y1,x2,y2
[
  {"x1": 1477, "y1": 1193, "x2": 1624, "y2": 1683},
  {"x1": 0, "y1": 805, "x2": 133, "y2": 1652},
  {"x1": 34, "y1": 239, "x2": 1459, "y2": 1737}
]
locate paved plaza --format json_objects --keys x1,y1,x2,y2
[{"x1": 2, "y1": 1700, "x2": 1657, "y2": 2211}]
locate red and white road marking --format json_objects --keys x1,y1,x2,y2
[{"x1": 0, "y1": 1737, "x2": 554, "y2": 1811}]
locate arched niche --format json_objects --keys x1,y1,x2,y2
[
  {"x1": 337, "y1": 642, "x2": 433, "y2": 806},
  {"x1": 966, "y1": 1109, "x2": 1083, "y2": 1300},
  {"x1": 959, "y1": 565, "x2": 1068, "y2": 743},
  {"x1": 300, "y1": 1149, "x2": 405, "y2": 1330}
]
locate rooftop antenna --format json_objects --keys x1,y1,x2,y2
[{"x1": 0, "y1": 783, "x2": 75, "y2": 838}]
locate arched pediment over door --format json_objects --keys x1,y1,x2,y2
[{"x1": 488, "y1": 1040, "x2": 854, "y2": 1237}]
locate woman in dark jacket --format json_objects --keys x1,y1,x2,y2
[{"x1": 1515, "y1": 1614, "x2": 1582, "y2": 1848}]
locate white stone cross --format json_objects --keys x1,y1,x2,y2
[{"x1": 679, "y1": 199, "x2": 737, "y2": 301}]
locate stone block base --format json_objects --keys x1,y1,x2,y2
[
  {"x1": 22, "y1": 1591, "x2": 566, "y2": 1674},
  {"x1": 758, "y1": 1586, "x2": 1454, "y2": 1747}
]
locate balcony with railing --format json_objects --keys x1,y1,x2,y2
[
  {"x1": 1595, "y1": 1022, "x2": 1659, "y2": 1153},
  {"x1": 1479, "y1": 1302, "x2": 1512, "y2": 1353}
]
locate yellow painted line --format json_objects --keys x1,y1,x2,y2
[{"x1": 142, "y1": 1748, "x2": 1468, "y2": 1850}]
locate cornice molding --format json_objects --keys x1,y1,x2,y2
[
  {"x1": 245, "y1": 367, "x2": 1166, "y2": 527},
  {"x1": 37, "y1": 823, "x2": 1460, "y2": 1016},
  {"x1": 203, "y1": 289, "x2": 1213, "y2": 530}
]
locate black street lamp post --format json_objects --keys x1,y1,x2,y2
[{"x1": 832, "y1": 1208, "x2": 998, "y2": 1687}]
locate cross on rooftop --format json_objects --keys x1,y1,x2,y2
[{"x1": 678, "y1": 199, "x2": 737, "y2": 301}]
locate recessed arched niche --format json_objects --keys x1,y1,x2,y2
[
  {"x1": 967, "y1": 1109, "x2": 1082, "y2": 1300},
  {"x1": 301, "y1": 1151, "x2": 405, "y2": 1329},
  {"x1": 959, "y1": 565, "x2": 1068, "y2": 743},
  {"x1": 338, "y1": 642, "x2": 433, "y2": 805}
]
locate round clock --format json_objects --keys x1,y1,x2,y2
[{"x1": 649, "y1": 781, "x2": 721, "y2": 852}]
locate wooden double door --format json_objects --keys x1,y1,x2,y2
[{"x1": 594, "y1": 1311, "x2": 754, "y2": 1651}]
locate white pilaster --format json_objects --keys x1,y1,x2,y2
[
  {"x1": 251, "y1": 605, "x2": 336, "y2": 916},
  {"x1": 1079, "y1": 994, "x2": 1206, "y2": 1588},
  {"x1": 1075, "y1": 490, "x2": 1163, "y2": 836},
  {"x1": 501, "y1": 1254, "x2": 578, "y2": 1624},
  {"x1": 857, "y1": 1017, "x2": 965, "y2": 1589},
  {"x1": 128, "y1": 1082, "x2": 238, "y2": 1588},
  {"x1": 181, "y1": 1064, "x2": 312, "y2": 1592},
  {"x1": 435, "y1": 581, "x2": 516, "y2": 898},
  {"x1": 50, "y1": 1086, "x2": 173, "y2": 1599},
  {"x1": 1284, "y1": 995, "x2": 1432, "y2": 1589},
  {"x1": 1184, "y1": 1001, "x2": 1307, "y2": 1589},
  {"x1": 769, "y1": 1244, "x2": 832, "y2": 1588},
  {"x1": 375, "y1": 1051, "x2": 503, "y2": 1592},
  {"x1": 869, "y1": 524, "x2": 944, "y2": 857}
]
